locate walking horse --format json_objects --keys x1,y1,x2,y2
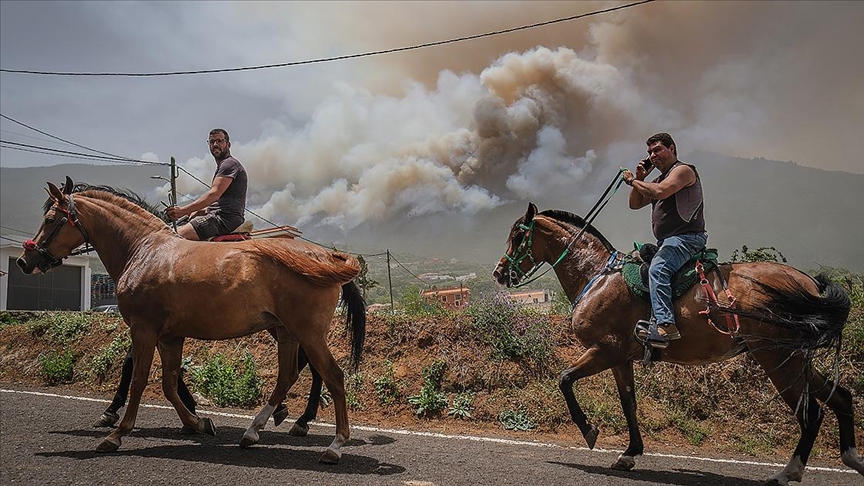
[
  {"x1": 493, "y1": 203, "x2": 863, "y2": 485},
  {"x1": 17, "y1": 177, "x2": 365, "y2": 464}
]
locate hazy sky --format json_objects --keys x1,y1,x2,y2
[{"x1": 1, "y1": 1, "x2": 862, "y2": 232}]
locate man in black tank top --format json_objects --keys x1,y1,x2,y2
[{"x1": 622, "y1": 133, "x2": 708, "y2": 349}]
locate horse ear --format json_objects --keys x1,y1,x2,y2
[
  {"x1": 525, "y1": 202, "x2": 537, "y2": 221},
  {"x1": 47, "y1": 182, "x2": 64, "y2": 201},
  {"x1": 63, "y1": 176, "x2": 74, "y2": 195}
]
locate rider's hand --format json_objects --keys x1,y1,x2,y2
[
  {"x1": 166, "y1": 205, "x2": 184, "y2": 221},
  {"x1": 635, "y1": 158, "x2": 652, "y2": 179}
]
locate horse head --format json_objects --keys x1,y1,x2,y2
[
  {"x1": 17, "y1": 176, "x2": 91, "y2": 274},
  {"x1": 493, "y1": 202, "x2": 541, "y2": 287}
]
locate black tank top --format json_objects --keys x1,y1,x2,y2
[{"x1": 651, "y1": 161, "x2": 705, "y2": 240}]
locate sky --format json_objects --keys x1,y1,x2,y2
[{"x1": 1, "y1": 0, "x2": 863, "y2": 235}]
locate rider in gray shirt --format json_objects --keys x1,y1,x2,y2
[{"x1": 167, "y1": 128, "x2": 247, "y2": 240}]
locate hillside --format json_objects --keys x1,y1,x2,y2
[{"x1": 2, "y1": 153, "x2": 862, "y2": 275}]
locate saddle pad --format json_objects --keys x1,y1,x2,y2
[
  {"x1": 622, "y1": 248, "x2": 719, "y2": 302},
  {"x1": 211, "y1": 233, "x2": 251, "y2": 242}
]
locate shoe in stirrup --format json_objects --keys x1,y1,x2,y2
[
  {"x1": 646, "y1": 328, "x2": 670, "y2": 349},
  {"x1": 658, "y1": 323, "x2": 681, "y2": 341},
  {"x1": 634, "y1": 319, "x2": 654, "y2": 342}
]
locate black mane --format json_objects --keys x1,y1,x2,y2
[
  {"x1": 43, "y1": 183, "x2": 167, "y2": 222},
  {"x1": 538, "y1": 209, "x2": 616, "y2": 252}
]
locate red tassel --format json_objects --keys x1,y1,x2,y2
[{"x1": 23, "y1": 239, "x2": 37, "y2": 251}]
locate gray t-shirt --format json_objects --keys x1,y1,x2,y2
[{"x1": 206, "y1": 156, "x2": 247, "y2": 229}]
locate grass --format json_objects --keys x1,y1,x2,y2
[{"x1": 189, "y1": 350, "x2": 262, "y2": 407}]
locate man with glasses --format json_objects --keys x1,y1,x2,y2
[{"x1": 167, "y1": 128, "x2": 248, "y2": 241}]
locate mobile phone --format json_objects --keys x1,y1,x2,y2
[{"x1": 641, "y1": 157, "x2": 653, "y2": 171}]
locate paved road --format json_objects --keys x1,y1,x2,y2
[{"x1": 1, "y1": 385, "x2": 858, "y2": 485}]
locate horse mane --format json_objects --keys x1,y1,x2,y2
[
  {"x1": 246, "y1": 239, "x2": 361, "y2": 286},
  {"x1": 537, "y1": 209, "x2": 616, "y2": 252},
  {"x1": 43, "y1": 183, "x2": 169, "y2": 223}
]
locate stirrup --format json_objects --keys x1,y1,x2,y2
[{"x1": 634, "y1": 319, "x2": 653, "y2": 342}]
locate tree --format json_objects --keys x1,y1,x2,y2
[
  {"x1": 355, "y1": 255, "x2": 380, "y2": 298},
  {"x1": 729, "y1": 245, "x2": 787, "y2": 264}
]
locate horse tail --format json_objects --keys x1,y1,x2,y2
[
  {"x1": 711, "y1": 272, "x2": 850, "y2": 352},
  {"x1": 340, "y1": 280, "x2": 367, "y2": 369}
]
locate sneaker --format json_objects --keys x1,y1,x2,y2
[{"x1": 658, "y1": 323, "x2": 681, "y2": 340}]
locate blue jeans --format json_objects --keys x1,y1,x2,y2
[{"x1": 648, "y1": 232, "x2": 708, "y2": 326}]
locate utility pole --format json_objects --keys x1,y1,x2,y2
[
  {"x1": 169, "y1": 157, "x2": 178, "y2": 232},
  {"x1": 387, "y1": 249, "x2": 394, "y2": 314}
]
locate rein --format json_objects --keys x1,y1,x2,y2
[
  {"x1": 23, "y1": 193, "x2": 92, "y2": 271},
  {"x1": 507, "y1": 168, "x2": 626, "y2": 288}
]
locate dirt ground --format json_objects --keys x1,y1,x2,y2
[{"x1": 1, "y1": 311, "x2": 862, "y2": 468}]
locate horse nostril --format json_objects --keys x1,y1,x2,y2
[{"x1": 16, "y1": 257, "x2": 27, "y2": 270}]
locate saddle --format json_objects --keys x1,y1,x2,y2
[
  {"x1": 210, "y1": 221, "x2": 253, "y2": 242},
  {"x1": 621, "y1": 243, "x2": 719, "y2": 302}
]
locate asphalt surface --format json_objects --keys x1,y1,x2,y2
[{"x1": 1, "y1": 385, "x2": 859, "y2": 485}]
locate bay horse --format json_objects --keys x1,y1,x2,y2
[
  {"x1": 493, "y1": 203, "x2": 863, "y2": 485},
  {"x1": 17, "y1": 177, "x2": 365, "y2": 464}
]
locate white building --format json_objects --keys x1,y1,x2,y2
[{"x1": 0, "y1": 244, "x2": 96, "y2": 311}]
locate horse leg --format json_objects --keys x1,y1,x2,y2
[
  {"x1": 265, "y1": 328, "x2": 290, "y2": 428},
  {"x1": 240, "y1": 337, "x2": 299, "y2": 448},
  {"x1": 96, "y1": 331, "x2": 157, "y2": 452},
  {"x1": 289, "y1": 346, "x2": 322, "y2": 437},
  {"x1": 749, "y1": 348, "x2": 826, "y2": 485},
  {"x1": 297, "y1": 342, "x2": 348, "y2": 464},
  {"x1": 609, "y1": 362, "x2": 644, "y2": 471},
  {"x1": 805, "y1": 368, "x2": 864, "y2": 475},
  {"x1": 157, "y1": 338, "x2": 214, "y2": 436},
  {"x1": 559, "y1": 346, "x2": 617, "y2": 450},
  {"x1": 93, "y1": 345, "x2": 133, "y2": 427}
]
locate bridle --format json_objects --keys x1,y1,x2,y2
[
  {"x1": 501, "y1": 168, "x2": 628, "y2": 288},
  {"x1": 22, "y1": 193, "x2": 92, "y2": 272}
]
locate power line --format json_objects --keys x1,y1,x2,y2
[
  {"x1": 0, "y1": 140, "x2": 166, "y2": 166},
  {"x1": 0, "y1": 225, "x2": 34, "y2": 236},
  {"x1": 1, "y1": 113, "x2": 141, "y2": 161},
  {"x1": 388, "y1": 253, "x2": 431, "y2": 286},
  {"x1": 0, "y1": 1, "x2": 654, "y2": 77}
]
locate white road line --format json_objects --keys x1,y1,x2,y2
[{"x1": 2, "y1": 388, "x2": 854, "y2": 475}]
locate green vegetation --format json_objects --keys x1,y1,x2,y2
[
  {"x1": 498, "y1": 408, "x2": 536, "y2": 431},
  {"x1": 466, "y1": 293, "x2": 553, "y2": 367},
  {"x1": 27, "y1": 312, "x2": 90, "y2": 344},
  {"x1": 448, "y1": 391, "x2": 476, "y2": 419},
  {"x1": 190, "y1": 351, "x2": 262, "y2": 407},
  {"x1": 373, "y1": 359, "x2": 400, "y2": 405},
  {"x1": 38, "y1": 349, "x2": 75, "y2": 384},
  {"x1": 89, "y1": 331, "x2": 131, "y2": 382},
  {"x1": 408, "y1": 360, "x2": 448, "y2": 416},
  {"x1": 729, "y1": 245, "x2": 787, "y2": 263}
]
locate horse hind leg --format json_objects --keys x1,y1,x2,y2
[
  {"x1": 806, "y1": 369, "x2": 864, "y2": 475},
  {"x1": 298, "y1": 343, "x2": 348, "y2": 464},
  {"x1": 289, "y1": 347, "x2": 322, "y2": 437},
  {"x1": 241, "y1": 337, "x2": 299, "y2": 448}
]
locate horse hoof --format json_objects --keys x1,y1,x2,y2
[
  {"x1": 273, "y1": 405, "x2": 289, "y2": 427},
  {"x1": 199, "y1": 418, "x2": 217, "y2": 436},
  {"x1": 239, "y1": 433, "x2": 259, "y2": 448},
  {"x1": 93, "y1": 411, "x2": 119, "y2": 428},
  {"x1": 611, "y1": 455, "x2": 636, "y2": 471},
  {"x1": 288, "y1": 422, "x2": 309, "y2": 437},
  {"x1": 583, "y1": 425, "x2": 599, "y2": 450},
  {"x1": 95, "y1": 438, "x2": 120, "y2": 453},
  {"x1": 319, "y1": 448, "x2": 341, "y2": 464}
]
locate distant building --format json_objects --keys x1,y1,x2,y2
[
  {"x1": 420, "y1": 286, "x2": 470, "y2": 310},
  {"x1": 506, "y1": 289, "x2": 554, "y2": 311},
  {"x1": 1, "y1": 244, "x2": 96, "y2": 311}
]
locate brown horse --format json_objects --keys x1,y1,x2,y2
[
  {"x1": 17, "y1": 177, "x2": 365, "y2": 464},
  {"x1": 493, "y1": 203, "x2": 863, "y2": 485}
]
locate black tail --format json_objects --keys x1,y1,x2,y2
[
  {"x1": 340, "y1": 280, "x2": 367, "y2": 369},
  {"x1": 711, "y1": 273, "x2": 850, "y2": 351}
]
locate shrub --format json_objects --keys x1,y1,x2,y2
[
  {"x1": 448, "y1": 391, "x2": 475, "y2": 419},
  {"x1": 408, "y1": 386, "x2": 448, "y2": 416},
  {"x1": 89, "y1": 331, "x2": 131, "y2": 382},
  {"x1": 498, "y1": 408, "x2": 536, "y2": 431},
  {"x1": 374, "y1": 360, "x2": 400, "y2": 405},
  {"x1": 466, "y1": 293, "x2": 553, "y2": 366},
  {"x1": 39, "y1": 349, "x2": 75, "y2": 385},
  {"x1": 190, "y1": 351, "x2": 262, "y2": 407},
  {"x1": 28, "y1": 312, "x2": 90, "y2": 344}
]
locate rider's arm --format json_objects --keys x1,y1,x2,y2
[
  {"x1": 627, "y1": 165, "x2": 696, "y2": 209},
  {"x1": 168, "y1": 176, "x2": 233, "y2": 220}
]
